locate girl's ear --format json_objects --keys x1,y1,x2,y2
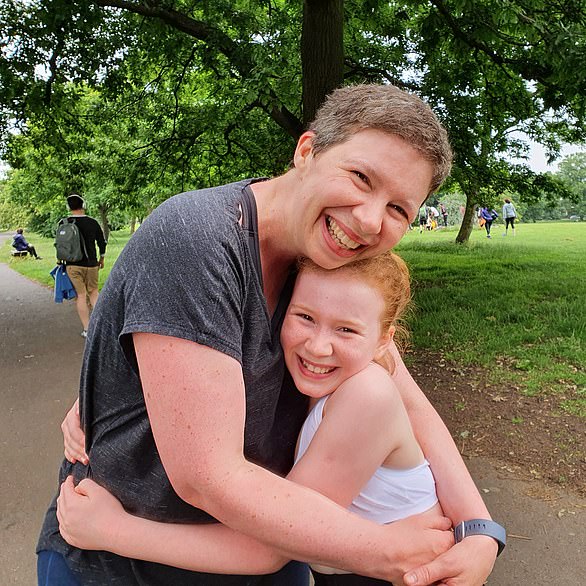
[
  {"x1": 374, "y1": 326, "x2": 395, "y2": 361},
  {"x1": 293, "y1": 131, "x2": 315, "y2": 171}
]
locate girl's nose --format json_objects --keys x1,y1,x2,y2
[{"x1": 305, "y1": 330, "x2": 333, "y2": 357}]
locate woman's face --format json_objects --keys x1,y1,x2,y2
[
  {"x1": 288, "y1": 129, "x2": 433, "y2": 270},
  {"x1": 281, "y1": 269, "x2": 390, "y2": 399}
]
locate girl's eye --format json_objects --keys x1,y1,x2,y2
[
  {"x1": 298, "y1": 313, "x2": 313, "y2": 322},
  {"x1": 339, "y1": 327, "x2": 356, "y2": 334},
  {"x1": 388, "y1": 203, "x2": 408, "y2": 220}
]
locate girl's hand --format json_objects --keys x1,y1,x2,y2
[
  {"x1": 57, "y1": 476, "x2": 126, "y2": 551},
  {"x1": 62, "y1": 399, "x2": 88, "y2": 465}
]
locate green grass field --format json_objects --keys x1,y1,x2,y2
[
  {"x1": 3, "y1": 221, "x2": 584, "y2": 417},
  {"x1": 396, "y1": 222, "x2": 586, "y2": 417}
]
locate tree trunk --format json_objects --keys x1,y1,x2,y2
[
  {"x1": 455, "y1": 191, "x2": 478, "y2": 244},
  {"x1": 130, "y1": 217, "x2": 137, "y2": 234},
  {"x1": 98, "y1": 205, "x2": 110, "y2": 242},
  {"x1": 301, "y1": 0, "x2": 345, "y2": 127}
]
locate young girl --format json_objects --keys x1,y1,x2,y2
[{"x1": 57, "y1": 251, "x2": 443, "y2": 584}]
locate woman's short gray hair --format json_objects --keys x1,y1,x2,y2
[{"x1": 308, "y1": 84, "x2": 452, "y2": 194}]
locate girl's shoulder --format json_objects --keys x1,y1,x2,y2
[{"x1": 327, "y1": 363, "x2": 402, "y2": 414}]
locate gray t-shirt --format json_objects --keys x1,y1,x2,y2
[{"x1": 38, "y1": 180, "x2": 308, "y2": 584}]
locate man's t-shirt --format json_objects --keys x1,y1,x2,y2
[
  {"x1": 38, "y1": 180, "x2": 308, "y2": 584},
  {"x1": 64, "y1": 215, "x2": 107, "y2": 267}
]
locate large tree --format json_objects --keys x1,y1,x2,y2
[{"x1": 2, "y1": 1, "x2": 585, "y2": 240}]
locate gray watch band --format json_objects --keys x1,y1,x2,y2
[{"x1": 454, "y1": 519, "x2": 506, "y2": 556}]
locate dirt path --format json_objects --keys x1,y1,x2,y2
[{"x1": 0, "y1": 232, "x2": 584, "y2": 585}]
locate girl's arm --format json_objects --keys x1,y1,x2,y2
[
  {"x1": 57, "y1": 476, "x2": 288, "y2": 574},
  {"x1": 388, "y1": 342, "x2": 499, "y2": 585}
]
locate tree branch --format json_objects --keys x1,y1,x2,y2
[
  {"x1": 430, "y1": 0, "x2": 552, "y2": 85},
  {"x1": 93, "y1": 1, "x2": 303, "y2": 136}
]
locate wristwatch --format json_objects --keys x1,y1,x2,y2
[{"x1": 454, "y1": 519, "x2": 506, "y2": 556}]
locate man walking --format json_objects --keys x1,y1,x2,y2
[{"x1": 61, "y1": 194, "x2": 107, "y2": 337}]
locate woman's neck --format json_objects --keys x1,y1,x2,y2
[{"x1": 250, "y1": 176, "x2": 298, "y2": 315}]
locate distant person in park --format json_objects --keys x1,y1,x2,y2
[
  {"x1": 479, "y1": 207, "x2": 498, "y2": 238},
  {"x1": 39, "y1": 84, "x2": 500, "y2": 586},
  {"x1": 60, "y1": 194, "x2": 107, "y2": 338},
  {"x1": 439, "y1": 202, "x2": 448, "y2": 227},
  {"x1": 57, "y1": 251, "x2": 496, "y2": 586},
  {"x1": 429, "y1": 205, "x2": 440, "y2": 221},
  {"x1": 418, "y1": 204, "x2": 428, "y2": 232},
  {"x1": 12, "y1": 228, "x2": 42, "y2": 259},
  {"x1": 502, "y1": 198, "x2": 517, "y2": 236}
]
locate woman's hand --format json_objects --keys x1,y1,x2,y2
[
  {"x1": 62, "y1": 399, "x2": 88, "y2": 465},
  {"x1": 403, "y1": 535, "x2": 498, "y2": 586},
  {"x1": 57, "y1": 476, "x2": 126, "y2": 551}
]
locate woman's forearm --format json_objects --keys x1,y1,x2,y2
[{"x1": 179, "y1": 458, "x2": 453, "y2": 583}]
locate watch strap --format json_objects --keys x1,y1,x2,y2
[{"x1": 454, "y1": 519, "x2": 506, "y2": 556}]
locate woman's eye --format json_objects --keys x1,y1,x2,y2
[
  {"x1": 298, "y1": 313, "x2": 313, "y2": 322},
  {"x1": 388, "y1": 203, "x2": 408, "y2": 220},
  {"x1": 353, "y1": 170, "x2": 369, "y2": 185}
]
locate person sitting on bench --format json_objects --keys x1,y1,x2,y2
[{"x1": 12, "y1": 228, "x2": 42, "y2": 259}]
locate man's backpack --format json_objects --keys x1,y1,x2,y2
[{"x1": 55, "y1": 218, "x2": 88, "y2": 263}]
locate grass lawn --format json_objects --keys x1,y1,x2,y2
[
  {"x1": 3, "y1": 221, "x2": 585, "y2": 417},
  {"x1": 396, "y1": 221, "x2": 586, "y2": 417}
]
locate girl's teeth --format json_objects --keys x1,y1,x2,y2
[{"x1": 302, "y1": 359, "x2": 334, "y2": 374}]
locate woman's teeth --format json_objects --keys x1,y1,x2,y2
[{"x1": 327, "y1": 217, "x2": 360, "y2": 250}]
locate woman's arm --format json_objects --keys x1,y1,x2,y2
[
  {"x1": 129, "y1": 333, "x2": 452, "y2": 583},
  {"x1": 57, "y1": 372, "x2": 401, "y2": 574}
]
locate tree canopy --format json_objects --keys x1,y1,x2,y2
[{"x1": 1, "y1": 1, "x2": 585, "y2": 239}]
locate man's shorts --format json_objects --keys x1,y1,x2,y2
[{"x1": 66, "y1": 265, "x2": 99, "y2": 296}]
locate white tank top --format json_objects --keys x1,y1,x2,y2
[{"x1": 295, "y1": 395, "x2": 439, "y2": 525}]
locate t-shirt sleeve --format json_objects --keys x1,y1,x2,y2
[
  {"x1": 117, "y1": 195, "x2": 247, "y2": 364},
  {"x1": 94, "y1": 219, "x2": 107, "y2": 255}
]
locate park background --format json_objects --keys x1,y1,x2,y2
[{"x1": 0, "y1": 1, "x2": 585, "y2": 583}]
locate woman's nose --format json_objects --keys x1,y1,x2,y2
[{"x1": 352, "y1": 201, "x2": 384, "y2": 234}]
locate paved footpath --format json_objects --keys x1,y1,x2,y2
[{"x1": 0, "y1": 233, "x2": 584, "y2": 585}]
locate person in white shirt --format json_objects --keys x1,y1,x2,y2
[{"x1": 502, "y1": 198, "x2": 517, "y2": 236}]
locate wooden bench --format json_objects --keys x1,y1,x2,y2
[{"x1": 10, "y1": 250, "x2": 28, "y2": 262}]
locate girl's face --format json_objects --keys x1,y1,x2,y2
[{"x1": 281, "y1": 269, "x2": 391, "y2": 399}]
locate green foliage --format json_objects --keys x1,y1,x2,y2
[
  {"x1": 1, "y1": 0, "x2": 586, "y2": 243},
  {"x1": 0, "y1": 181, "x2": 31, "y2": 229},
  {"x1": 556, "y1": 153, "x2": 586, "y2": 220}
]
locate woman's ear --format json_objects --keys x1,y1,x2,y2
[{"x1": 293, "y1": 131, "x2": 315, "y2": 171}]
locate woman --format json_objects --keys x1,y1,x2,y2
[{"x1": 479, "y1": 207, "x2": 498, "y2": 238}]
